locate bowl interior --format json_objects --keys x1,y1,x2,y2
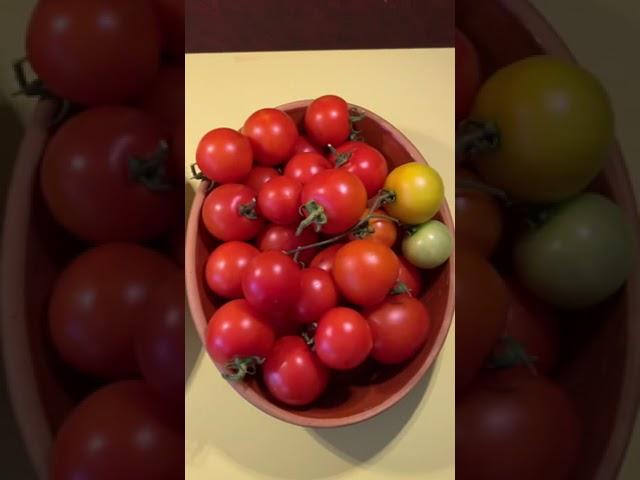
[{"x1": 189, "y1": 103, "x2": 454, "y2": 426}]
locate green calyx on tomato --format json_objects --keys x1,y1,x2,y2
[
  {"x1": 296, "y1": 200, "x2": 328, "y2": 235},
  {"x1": 348, "y1": 108, "x2": 365, "y2": 141},
  {"x1": 129, "y1": 140, "x2": 174, "y2": 191},
  {"x1": 487, "y1": 335, "x2": 537, "y2": 373},
  {"x1": 455, "y1": 119, "x2": 500, "y2": 162},
  {"x1": 238, "y1": 199, "x2": 258, "y2": 220},
  {"x1": 222, "y1": 356, "x2": 265, "y2": 382}
]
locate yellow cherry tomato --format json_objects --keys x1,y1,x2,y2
[{"x1": 383, "y1": 163, "x2": 444, "y2": 225}]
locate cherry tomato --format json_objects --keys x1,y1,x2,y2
[
  {"x1": 292, "y1": 135, "x2": 321, "y2": 155},
  {"x1": 201, "y1": 184, "x2": 263, "y2": 242},
  {"x1": 299, "y1": 169, "x2": 367, "y2": 235},
  {"x1": 284, "y1": 152, "x2": 332, "y2": 185},
  {"x1": 383, "y1": 163, "x2": 444, "y2": 225},
  {"x1": 397, "y1": 256, "x2": 424, "y2": 297},
  {"x1": 455, "y1": 29, "x2": 481, "y2": 123},
  {"x1": 49, "y1": 244, "x2": 175, "y2": 379},
  {"x1": 263, "y1": 336, "x2": 329, "y2": 406},
  {"x1": 348, "y1": 209, "x2": 398, "y2": 247},
  {"x1": 364, "y1": 295, "x2": 431, "y2": 364},
  {"x1": 205, "y1": 299, "x2": 275, "y2": 364},
  {"x1": 310, "y1": 243, "x2": 345, "y2": 273},
  {"x1": 457, "y1": 369, "x2": 580, "y2": 480},
  {"x1": 205, "y1": 241, "x2": 260, "y2": 299},
  {"x1": 315, "y1": 307, "x2": 372, "y2": 370},
  {"x1": 304, "y1": 95, "x2": 351, "y2": 147},
  {"x1": 257, "y1": 176, "x2": 303, "y2": 225},
  {"x1": 241, "y1": 251, "x2": 302, "y2": 330},
  {"x1": 243, "y1": 166, "x2": 280, "y2": 192},
  {"x1": 41, "y1": 107, "x2": 179, "y2": 243},
  {"x1": 27, "y1": 0, "x2": 161, "y2": 106},
  {"x1": 51, "y1": 381, "x2": 182, "y2": 480},
  {"x1": 333, "y1": 240, "x2": 400, "y2": 307},
  {"x1": 402, "y1": 220, "x2": 452, "y2": 269},
  {"x1": 243, "y1": 108, "x2": 298, "y2": 165},
  {"x1": 135, "y1": 270, "x2": 184, "y2": 405},
  {"x1": 456, "y1": 169, "x2": 503, "y2": 257},
  {"x1": 137, "y1": 64, "x2": 184, "y2": 127},
  {"x1": 196, "y1": 128, "x2": 253, "y2": 184},
  {"x1": 329, "y1": 141, "x2": 388, "y2": 198},
  {"x1": 152, "y1": 0, "x2": 185, "y2": 58},
  {"x1": 295, "y1": 268, "x2": 339, "y2": 324},
  {"x1": 257, "y1": 224, "x2": 319, "y2": 265},
  {"x1": 456, "y1": 249, "x2": 508, "y2": 390}
]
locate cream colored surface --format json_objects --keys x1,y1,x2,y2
[{"x1": 185, "y1": 49, "x2": 455, "y2": 480}]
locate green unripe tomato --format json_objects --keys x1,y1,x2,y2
[{"x1": 402, "y1": 220, "x2": 452, "y2": 269}]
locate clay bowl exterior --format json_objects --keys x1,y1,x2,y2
[
  {"x1": 186, "y1": 100, "x2": 455, "y2": 428},
  {"x1": 458, "y1": 1, "x2": 640, "y2": 478}
]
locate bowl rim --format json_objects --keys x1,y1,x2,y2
[{"x1": 186, "y1": 99, "x2": 456, "y2": 428}]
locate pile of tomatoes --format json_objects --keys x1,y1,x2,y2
[
  {"x1": 455, "y1": 29, "x2": 633, "y2": 480},
  {"x1": 23, "y1": 1, "x2": 184, "y2": 478},
  {"x1": 196, "y1": 94, "x2": 452, "y2": 407}
]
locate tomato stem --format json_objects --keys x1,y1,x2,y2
[
  {"x1": 455, "y1": 120, "x2": 500, "y2": 165},
  {"x1": 296, "y1": 200, "x2": 328, "y2": 236},
  {"x1": 238, "y1": 199, "x2": 258, "y2": 220},
  {"x1": 487, "y1": 336, "x2": 538, "y2": 375},
  {"x1": 390, "y1": 281, "x2": 412, "y2": 296},
  {"x1": 328, "y1": 144, "x2": 352, "y2": 167},
  {"x1": 349, "y1": 107, "x2": 365, "y2": 141},
  {"x1": 129, "y1": 140, "x2": 174, "y2": 191},
  {"x1": 222, "y1": 356, "x2": 265, "y2": 382}
]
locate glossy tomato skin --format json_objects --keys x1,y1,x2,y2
[
  {"x1": 243, "y1": 166, "x2": 280, "y2": 192},
  {"x1": 333, "y1": 240, "x2": 400, "y2": 307},
  {"x1": 455, "y1": 29, "x2": 481, "y2": 123},
  {"x1": 300, "y1": 169, "x2": 367, "y2": 235},
  {"x1": 292, "y1": 135, "x2": 321, "y2": 155},
  {"x1": 136, "y1": 270, "x2": 184, "y2": 405},
  {"x1": 456, "y1": 249, "x2": 508, "y2": 390},
  {"x1": 205, "y1": 241, "x2": 260, "y2": 299},
  {"x1": 201, "y1": 184, "x2": 264, "y2": 241},
  {"x1": 457, "y1": 369, "x2": 580, "y2": 480},
  {"x1": 304, "y1": 95, "x2": 351, "y2": 147},
  {"x1": 310, "y1": 243, "x2": 345, "y2": 273},
  {"x1": 243, "y1": 108, "x2": 298, "y2": 165},
  {"x1": 402, "y1": 220, "x2": 452, "y2": 269},
  {"x1": 49, "y1": 244, "x2": 175, "y2": 379},
  {"x1": 51, "y1": 381, "x2": 182, "y2": 480},
  {"x1": 41, "y1": 107, "x2": 179, "y2": 243},
  {"x1": 138, "y1": 64, "x2": 184, "y2": 127},
  {"x1": 284, "y1": 152, "x2": 332, "y2": 185},
  {"x1": 196, "y1": 128, "x2": 253, "y2": 184},
  {"x1": 348, "y1": 209, "x2": 397, "y2": 247},
  {"x1": 27, "y1": 0, "x2": 161, "y2": 106},
  {"x1": 205, "y1": 299, "x2": 275, "y2": 364},
  {"x1": 263, "y1": 336, "x2": 329, "y2": 406},
  {"x1": 315, "y1": 307, "x2": 372, "y2": 370},
  {"x1": 330, "y1": 141, "x2": 388, "y2": 198},
  {"x1": 257, "y1": 176, "x2": 303, "y2": 225},
  {"x1": 257, "y1": 224, "x2": 319, "y2": 265},
  {"x1": 397, "y1": 256, "x2": 424, "y2": 297},
  {"x1": 295, "y1": 268, "x2": 339, "y2": 324},
  {"x1": 365, "y1": 295, "x2": 431, "y2": 364}
]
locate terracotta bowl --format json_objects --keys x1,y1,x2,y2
[
  {"x1": 458, "y1": 1, "x2": 640, "y2": 478},
  {"x1": 186, "y1": 100, "x2": 455, "y2": 427}
]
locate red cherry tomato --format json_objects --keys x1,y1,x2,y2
[
  {"x1": 51, "y1": 381, "x2": 182, "y2": 480},
  {"x1": 257, "y1": 224, "x2": 319, "y2": 265},
  {"x1": 299, "y1": 169, "x2": 367, "y2": 235},
  {"x1": 333, "y1": 240, "x2": 400, "y2": 307},
  {"x1": 205, "y1": 299, "x2": 275, "y2": 364},
  {"x1": 364, "y1": 294, "x2": 430, "y2": 364},
  {"x1": 455, "y1": 29, "x2": 481, "y2": 123},
  {"x1": 27, "y1": 0, "x2": 161, "y2": 106},
  {"x1": 205, "y1": 241, "x2": 260, "y2": 299},
  {"x1": 201, "y1": 184, "x2": 263, "y2": 242},
  {"x1": 196, "y1": 128, "x2": 253, "y2": 184},
  {"x1": 49, "y1": 244, "x2": 175, "y2": 379},
  {"x1": 329, "y1": 141, "x2": 388, "y2": 198},
  {"x1": 135, "y1": 270, "x2": 183, "y2": 404},
  {"x1": 263, "y1": 336, "x2": 329, "y2": 406},
  {"x1": 348, "y1": 209, "x2": 398, "y2": 247},
  {"x1": 315, "y1": 307, "x2": 372, "y2": 370},
  {"x1": 292, "y1": 135, "x2": 321, "y2": 155},
  {"x1": 243, "y1": 108, "x2": 298, "y2": 165},
  {"x1": 41, "y1": 107, "x2": 179, "y2": 243},
  {"x1": 295, "y1": 268, "x2": 339, "y2": 324},
  {"x1": 241, "y1": 251, "x2": 302, "y2": 330},
  {"x1": 284, "y1": 152, "x2": 332, "y2": 185},
  {"x1": 397, "y1": 256, "x2": 424, "y2": 297},
  {"x1": 257, "y1": 176, "x2": 303, "y2": 225},
  {"x1": 152, "y1": 0, "x2": 185, "y2": 58},
  {"x1": 137, "y1": 64, "x2": 184, "y2": 127},
  {"x1": 304, "y1": 95, "x2": 351, "y2": 147},
  {"x1": 243, "y1": 166, "x2": 280, "y2": 192},
  {"x1": 310, "y1": 243, "x2": 345, "y2": 273}
]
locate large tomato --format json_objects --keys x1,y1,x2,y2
[
  {"x1": 457, "y1": 369, "x2": 580, "y2": 480},
  {"x1": 243, "y1": 108, "x2": 298, "y2": 165},
  {"x1": 41, "y1": 107, "x2": 179, "y2": 243},
  {"x1": 304, "y1": 95, "x2": 351, "y2": 147},
  {"x1": 257, "y1": 224, "x2": 319, "y2": 265},
  {"x1": 27, "y1": 0, "x2": 161, "y2": 105},
  {"x1": 332, "y1": 240, "x2": 400, "y2": 307},
  {"x1": 257, "y1": 176, "x2": 303, "y2": 225},
  {"x1": 195, "y1": 128, "x2": 253, "y2": 184},
  {"x1": 51, "y1": 381, "x2": 182, "y2": 480},
  {"x1": 455, "y1": 29, "x2": 481, "y2": 123},
  {"x1": 138, "y1": 64, "x2": 184, "y2": 126},
  {"x1": 299, "y1": 169, "x2": 367, "y2": 235},
  {"x1": 243, "y1": 166, "x2": 280, "y2": 192},
  {"x1": 49, "y1": 244, "x2": 175, "y2": 378},
  {"x1": 263, "y1": 336, "x2": 329, "y2": 406},
  {"x1": 310, "y1": 243, "x2": 345, "y2": 273},
  {"x1": 201, "y1": 184, "x2": 264, "y2": 242},
  {"x1": 315, "y1": 307, "x2": 372, "y2": 370},
  {"x1": 329, "y1": 141, "x2": 388, "y2": 198},
  {"x1": 284, "y1": 152, "x2": 332, "y2": 185},
  {"x1": 295, "y1": 268, "x2": 339, "y2": 324},
  {"x1": 205, "y1": 241, "x2": 260, "y2": 299}
]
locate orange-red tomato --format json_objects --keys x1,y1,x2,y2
[{"x1": 348, "y1": 209, "x2": 398, "y2": 247}]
